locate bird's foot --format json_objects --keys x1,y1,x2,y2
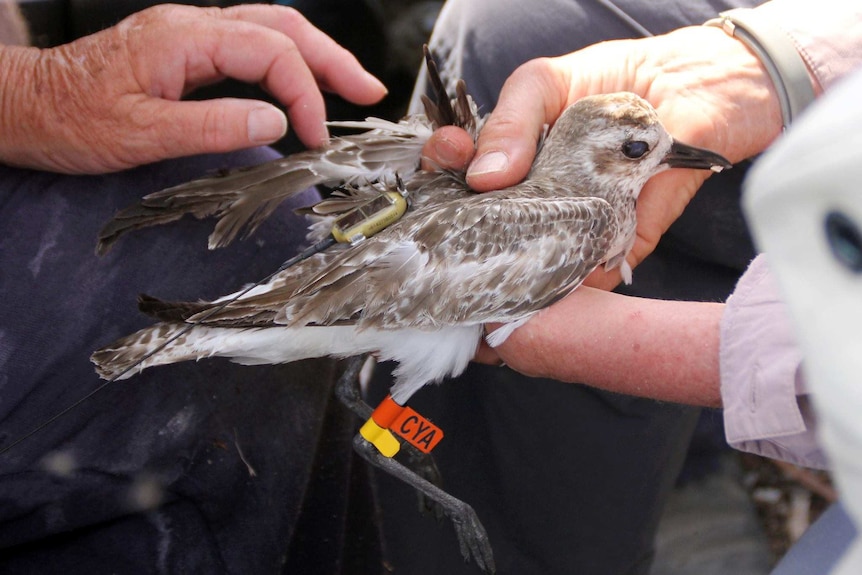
[
  {"x1": 402, "y1": 448, "x2": 446, "y2": 520},
  {"x1": 447, "y1": 499, "x2": 496, "y2": 574},
  {"x1": 352, "y1": 434, "x2": 495, "y2": 573}
]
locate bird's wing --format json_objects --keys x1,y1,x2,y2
[
  {"x1": 277, "y1": 192, "x2": 618, "y2": 328},
  {"x1": 138, "y1": 192, "x2": 617, "y2": 330},
  {"x1": 95, "y1": 125, "x2": 430, "y2": 254},
  {"x1": 131, "y1": 173, "x2": 473, "y2": 329},
  {"x1": 371, "y1": 193, "x2": 618, "y2": 326}
]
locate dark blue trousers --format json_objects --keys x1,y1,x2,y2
[{"x1": 0, "y1": 149, "x2": 382, "y2": 573}]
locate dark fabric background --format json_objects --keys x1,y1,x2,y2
[{"x1": 0, "y1": 149, "x2": 382, "y2": 574}]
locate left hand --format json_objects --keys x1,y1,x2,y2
[
  {"x1": 421, "y1": 26, "x2": 784, "y2": 367},
  {"x1": 422, "y1": 26, "x2": 783, "y2": 291}
]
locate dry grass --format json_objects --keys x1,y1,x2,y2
[{"x1": 738, "y1": 453, "x2": 836, "y2": 561}]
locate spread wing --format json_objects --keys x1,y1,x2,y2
[
  {"x1": 168, "y1": 191, "x2": 619, "y2": 329},
  {"x1": 95, "y1": 124, "x2": 430, "y2": 254}
]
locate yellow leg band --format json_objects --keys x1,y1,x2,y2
[{"x1": 359, "y1": 418, "x2": 401, "y2": 458}]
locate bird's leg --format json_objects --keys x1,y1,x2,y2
[
  {"x1": 333, "y1": 355, "x2": 372, "y2": 419},
  {"x1": 333, "y1": 356, "x2": 445, "y2": 516},
  {"x1": 334, "y1": 357, "x2": 494, "y2": 571},
  {"x1": 352, "y1": 433, "x2": 496, "y2": 574}
]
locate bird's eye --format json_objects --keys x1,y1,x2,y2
[{"x1": 622, "y1": 141, "x2": 650, "y2": 159}]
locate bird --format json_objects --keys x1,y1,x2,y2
[
  {"x1": 90, "y1": 52, "x2": 730, "y2": 571},
  {"x1": 91, "y1": 91, "x2": 730, "y2": 404}
]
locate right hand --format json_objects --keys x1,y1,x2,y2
[{"x1": 0, "y1": 4, "x2": 388, "y2": 174}]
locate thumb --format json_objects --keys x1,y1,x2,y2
[
  {"x1": 420, "y1": 126, "x2": 476, "y2": 172},
  {"x1": 142, "y1": 98, "x2": 290, "y2": 160},
  {"x1": 466, "y1": 106, "x2": 541, "y2": 192},
  {"x1": 466, "y1": 59, "x2": 569, "y2": 191}
]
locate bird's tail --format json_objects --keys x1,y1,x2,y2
[
  {"x1": 90, "y1": 322, "x2": 200, "y2": 380},
  {"x1": 90, "y1": 320, "x2": 371, "y2": 381},
  {"x1": 91, "y1": 293, "x2": 285, "y2": 380}
]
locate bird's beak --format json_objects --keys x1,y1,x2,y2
[{"x1": 662, "y1": 140, "x2": 732, "y2": 173}]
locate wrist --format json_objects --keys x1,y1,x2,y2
[
  {"x1": 0, "y1": 41, "x2": 118, "y2": 174},
  {"x1": 705, "y1": 9, "x2": 817, "y2": 131},
  {"x1": 649, "y1": 26, "x2": 786, "y2": 163},
  {"x1": 500, "y1": 287, "x2": 723, "y2": 406},
  {"x1": 0, "y1": 45, "x2": 45, "y2": 169}
]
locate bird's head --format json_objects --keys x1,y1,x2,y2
[{"x1": 530, "y1": 92, "x2": 731, "y2": 198}]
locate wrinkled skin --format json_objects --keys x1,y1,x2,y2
[{"x1": 0, "y1": 4, "x2": 387, "y2": 174}]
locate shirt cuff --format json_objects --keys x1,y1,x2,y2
[
  {"x1": 720, "y1": 254, "x2": 828, "y2": 468},
  {"x1": 752, "y1": 0, "x2": 862, "y2": 93}
]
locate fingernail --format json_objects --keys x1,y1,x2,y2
[
  {"x1": 365, "y1": 71, "x2": 389, "y2": 95},
  {"x1": 468, "y1": 150, "x2": 509, "y2": 177},
  {"x1": 433, "y1": 137, "x2": 462, "y2": 165},
  {"x1": 248, "y1": 107, "x2": 287, "y2": 143}
]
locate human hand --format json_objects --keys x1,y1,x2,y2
[
  {"x1": 423, "y1": 25, "x2": 788, "y2": 290},
  {"x1": 0, "y1": 4, "x2": 387, "y2": 174}
]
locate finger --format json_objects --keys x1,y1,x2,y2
[
  {"x1": 130, "y1": 10, "x2": 330, "y2": 148},
  {"x1": 186, "y1": 20, "x2": 328, "y2": 148},
  {"x1": 466, "y1": 58, "x2": 569, "y2": 191},
  {"x1": 222, "y1": 5, "x2": 388, "y2": 105},
  {"x1": 631, "y1": 169, "x2": 708, "y2": 254},
  {"x1": 420, "y1": 126, "x2": 475, "y2": 172},
  {"x1": 582, "y1": 267, "x2": 623, "y2": 291},
  {"x1": 473, "y1": 340, "x2": 504, "y2": 366},
  {"x1": 132, "y1": 98, "x2": 287, "y2": 160}
]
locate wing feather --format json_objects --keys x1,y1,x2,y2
[
  {"x1": 279, "y1": 192, "x2": 619, "y2": 327},
  {"x1": 95, "y1": 128, "x2": 429, "y2": 254},
  {"x1": 141, "y1": 188, "x2": 620, "y2": 332}
]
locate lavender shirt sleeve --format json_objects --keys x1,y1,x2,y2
[
  {"x1": 716, "y1": 1, "x2": 862, "y2": 470},
  {"x1": 755, "y1": 0, "x2": 862, "y2": 92},
  {"x1": 719, "y1": 255, "x2": 829, "y2": 469}
]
